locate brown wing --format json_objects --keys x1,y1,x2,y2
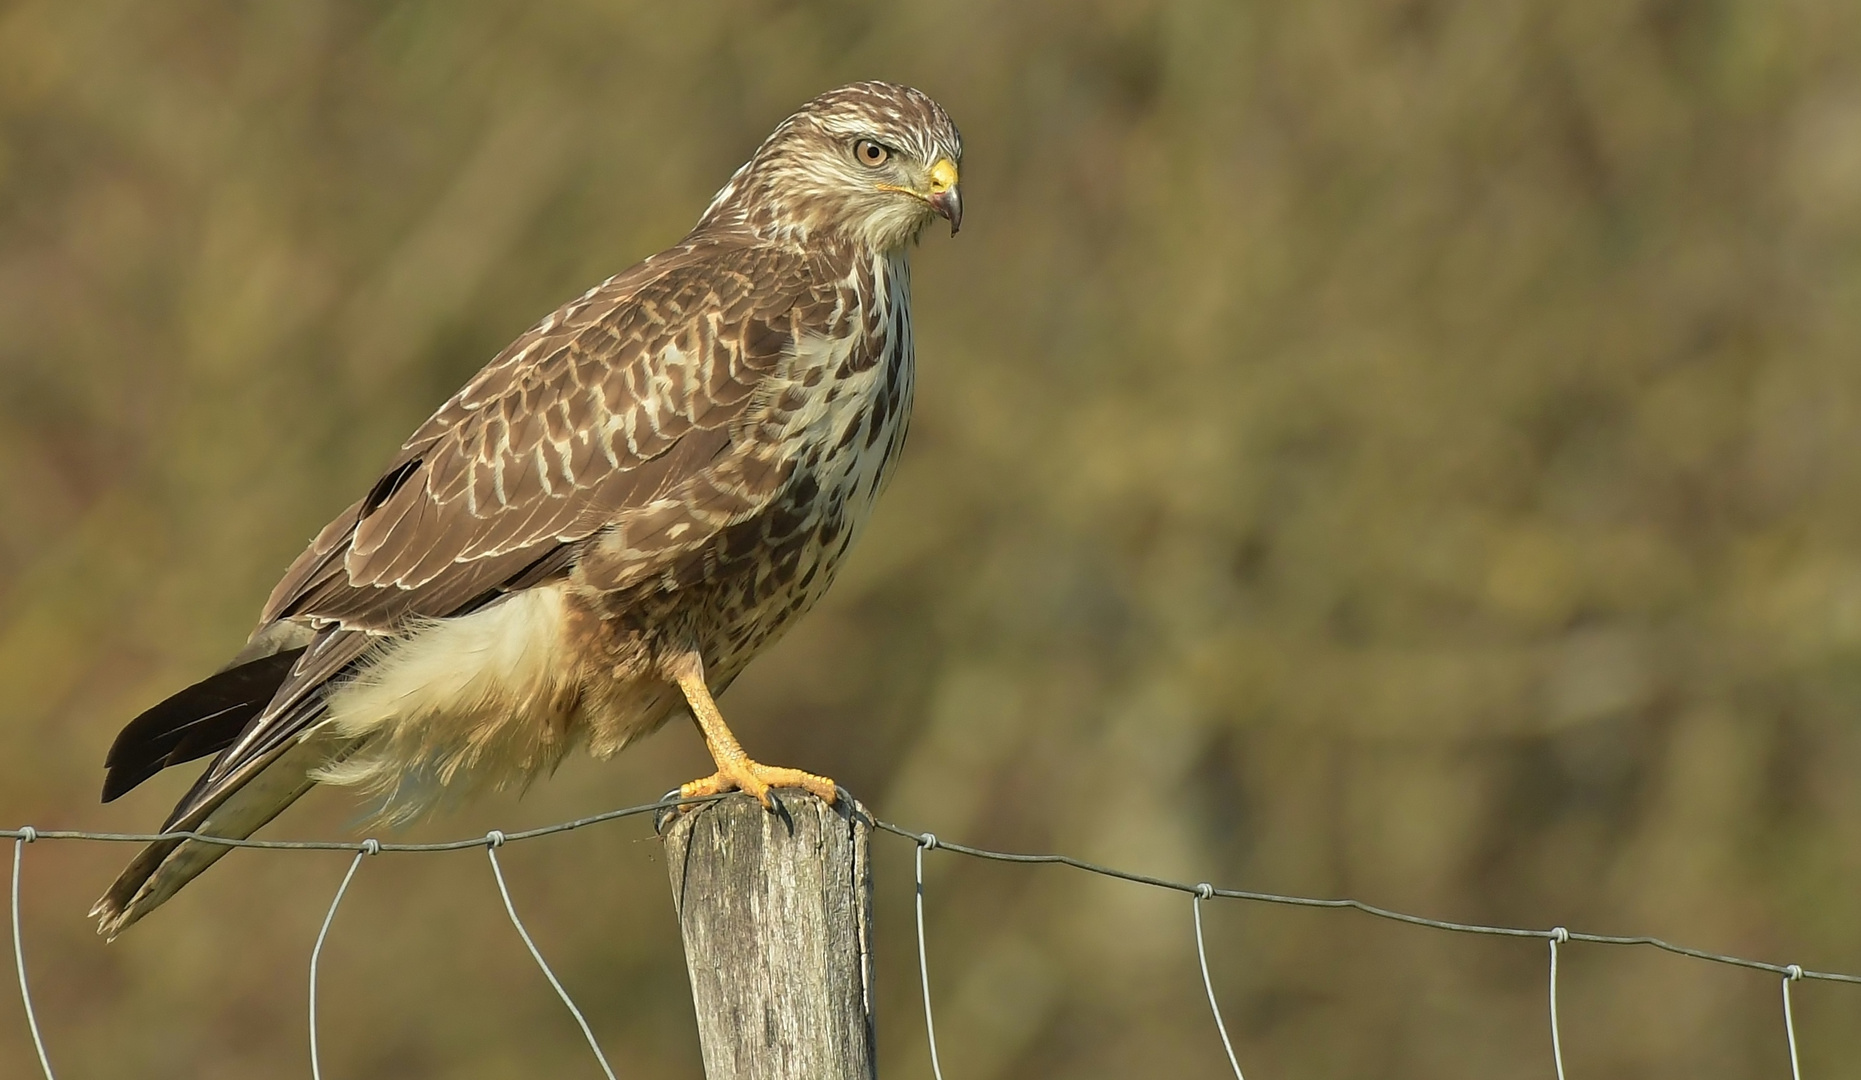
[
  {"x1": 174, "y1": 236, "x2": 832, "y2": 814},
  {"x1": 266, "y1": 236, "x2": 818, "y2": 630}
]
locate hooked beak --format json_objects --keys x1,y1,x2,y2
[{"x1": 926, "y1": 158, "x2": 961, "y2": 235}]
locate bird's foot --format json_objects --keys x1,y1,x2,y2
[{"x1": 680, "y1": 758, "x2": 837, "y2": 809}]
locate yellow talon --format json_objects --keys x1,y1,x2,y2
[
  {"x1": 667, "y1": 649, "x2": 837, "y2": 809},
  {"x1": 680, "y1": 760, "x2": 838, "y2": 808}
]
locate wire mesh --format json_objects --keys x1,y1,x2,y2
[
  {"x1": 1783, "y1": 964, "x2": 1805, "y2": 1080},
  {"x1": 10, "y1": 831, "x2": 55, "y2": 1080},
  {"x1": 913, "y1": 833, "x2": 947, "y2": 1080},
  {"x1": 485, "y1": 831, "x2": 620, "y2": 1080},
  {"x1": 1548, "y1": 926, "x2": 1568, "y2": 1080},
  {"x1": 6, "y1": 796, "x2": 1855, "y2": 1078},
  {"x1": 309, "y1": 842, "x2": 374, "y2": 1080},
  {"x1": 1193, "y1": 883, "x2": 1245, "y2": 1080}
]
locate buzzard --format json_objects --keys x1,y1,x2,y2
[{"x1": 92, "y1": 81, "x2": 963, "y2": 937}]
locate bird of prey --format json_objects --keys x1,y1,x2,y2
[{"x1": 91, "y1": 81, "x2": 963, "y2": 937}]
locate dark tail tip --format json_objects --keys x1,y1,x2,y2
[{"x1": 102, "y1": 648, "x2": 304, "y2": 802}]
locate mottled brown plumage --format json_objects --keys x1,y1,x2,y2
[{"x1": 93, "y1": 81, "x2": 963, "y2": 936}]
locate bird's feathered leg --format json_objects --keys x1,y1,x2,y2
[{"x1": 667, "y1": 649, "x2": 835, "y2": 808}]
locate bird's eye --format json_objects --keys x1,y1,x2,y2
[{"x1": 854, "y1": 139, "x2": 890, "y2": 167}]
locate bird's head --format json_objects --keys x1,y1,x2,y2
[{"x1": 698, "y1": 81, "x2": 964, "y2": 251}]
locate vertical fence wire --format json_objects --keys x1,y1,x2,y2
[
  {"x1": 915, "y1": 833, "x2": 947, "y2": 1080},
  {"x1": 1193, "y1": 884, "x2": 1245, "y2": 1080},
  {"x1": 1783, "y1": 964, "x2": 1803, "y2": 1080},
  {"x1": 10, "y1": 830, "x2": 55, "y2": 1080},
  {"x1": 484, "y1": 831, "x2": 619, "y2": 1080},
  {"x1": 1548, "y1": 927, "x2": 1568, "y2": 1080},
  {"x1": 309, "y1": 840, "x2": 377, "y2": 1080},
  {"x1": 3, "y1": 808, "x2": 1857, "y2": 1079}
]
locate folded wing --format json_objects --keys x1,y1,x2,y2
[{"x1": 95, "y1": 238, "x2": 825, "y2": 934}]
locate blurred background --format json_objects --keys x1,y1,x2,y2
[{"x1": 3, "y1": 1, "x2": 1861, "y2": 1076}]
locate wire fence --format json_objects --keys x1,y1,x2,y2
[{"x1": 7, "y1": 794, "x2": 1855, "y2": 1079}]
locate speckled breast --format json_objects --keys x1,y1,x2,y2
[{"x1": 680, "y1": 254, "x2": 916, "y2": 682}]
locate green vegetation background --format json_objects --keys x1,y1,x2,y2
[{"x1": 3, "y1": 2, "x2": 1860, "y2": 1076}]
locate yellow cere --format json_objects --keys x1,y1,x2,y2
[{"x1": 929, "y1": 158, "x2": 958, "y2": 194}]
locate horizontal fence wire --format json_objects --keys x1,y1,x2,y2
[
  {"x1": 8, "y1": 792, "x2": 1860, "y2": 1080},
  {"x1": 862, "y1": 819, "x2": 1861, "y2": 985}
]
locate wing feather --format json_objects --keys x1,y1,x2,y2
[{"x1": 163, "y1": 237, "x2": 821, "y2": 828}]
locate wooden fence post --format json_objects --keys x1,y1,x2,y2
[{"x1": 658, "y1": 791, "x2": 877, "y2": 1080}]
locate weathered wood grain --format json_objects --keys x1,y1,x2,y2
[{"x1": 659, "y1": 792, "x2": 876, "y2": 1080}]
